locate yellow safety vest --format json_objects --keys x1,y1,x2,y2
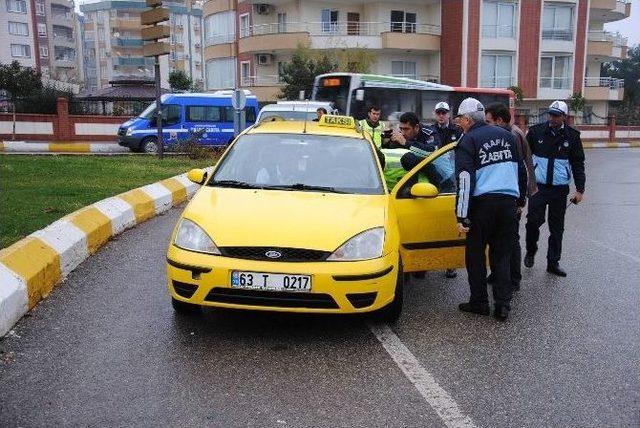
[{"x1": 359, "y1": 119, "x2": 385, "y2": 148}]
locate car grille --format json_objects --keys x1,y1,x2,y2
[
  {"x1": 218, "y1": 246, "x2": 331, "y2": 262},
  {"x1": 117, "y1": 127, "x2": 126, "y2": 137},
  {"x1": 205, "y1": 288, "x2": 339, "y2": 309},
  {"x1": 346, "y1": 292, "x2": 378, "y2": 309},
  {"x1": 173, "y1": 281, "x2": 198, "y2": 298}
]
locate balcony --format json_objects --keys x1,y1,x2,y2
[
  {"x1": 584, "y1": 77, "x2": 625, "y2": 100},
  {"x1": 112, "y1": 38, "x2": 144, "y2": 48},
  {"x1": 590, "y1": 0, "x2": 631, "y2": 23},
  {"x1": 113, "y1": 57, "x2": 155, "y2": 67},
  {"x1": 53, "y1": 57, "x2": 77, "y2": 68},
  {"x1": 238, "y1": 21, "x2": 440, "y2": 52},
  {"x1": 51, "y1": 12, "x2": 74, "y2": 28},
  {"x1": 588, "y1": 31, "x2": 628, "y2": 60},
  {"x1": 110, "y1": 18, "x2": 141, "y2": 30}
]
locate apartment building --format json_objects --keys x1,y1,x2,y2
[
  {"x1": 80, "y1": 0, "x2": 204, "y2": 92},
  {"x1": 2, "y1": 0, "x2": 37, "y2": 69},
  {"x1": 203, "y1": 0, "x2": 631, "y2": 119}
]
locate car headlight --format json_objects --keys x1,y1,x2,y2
[
  {"x1": 125, "y1": 127, "x2": 133, "y2": 136},
  {"x1": 174, "y1": 219, "x2": 221, "y2": 255},
  {"x1": 327, "y1": 227, "x2": 385, "y2": 261}
]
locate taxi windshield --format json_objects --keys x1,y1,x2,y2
[{"x1": 210, "y1": 133, "x2": 384, "y2": 195}]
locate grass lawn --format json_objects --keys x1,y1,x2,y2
[{"x1": 0, "y1": 155, "x2": 215, "y2": 249}]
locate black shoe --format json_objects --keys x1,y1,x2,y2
[
  {"x1": 524, "y1": 253, "x2": 535, "y2": 268},
  {"x1": 445, "y1": 269, "x2": 457, "y2": 278},
  {"x1": 493, "y1": 306, "x2": 509, "y2": 321},
  {"x1": 458, "y1": 302, "x2": 490, "y2": 316},
  {"x1": 547, "y1": 264, "x2": 567, "y2": 277}
]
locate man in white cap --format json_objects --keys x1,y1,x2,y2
[
  {"x1": 454, "y1": 97, "x2": 527, "y2": 321},
  {"x1": 433, "y1": 101, "x2": 463, "y2": 147},
  {"x1": 524, "y1": 100, "x2": 585, "y2": 277}
]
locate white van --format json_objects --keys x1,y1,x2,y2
[{"x1": 256, "y1": 101, "x2": 336, "y2": 122}]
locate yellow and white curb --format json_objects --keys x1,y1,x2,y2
[
  {"x1": 0, "y1": 141, "x2": 128, "y2": 153},
  {"x1": 0, "y1": 167, "x2": 213, "y2": 336},
  {"x1": 582, "y1": 141, "x2": 640, "y2": 149}
]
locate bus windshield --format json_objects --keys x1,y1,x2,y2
[{"x1": 314, "y1": 75, "x2": 351, "y2": 115}]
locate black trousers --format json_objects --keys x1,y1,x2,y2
[
  {"x1": 525, "y1": 184, "x2": 569, "y2": 265},
  {"x1": 466, "y1": 195, "x2": 518, "y2": 309},
  {"x1": 489, "y1": 212, "x2": 522, "y2": 289}
]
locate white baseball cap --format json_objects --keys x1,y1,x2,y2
[
  {"x1": 456, "y1": 97, "x2": 484, "y2": 116},
  {"x1": 434, "y1": 102, "x2": 450, "y2": 112},
  {"x1": 548, "y1": 100, "x2": 568, "y2": 116}
]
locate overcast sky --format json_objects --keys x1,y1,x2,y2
[
  {"x1": 604, "y1": 0, "x2": 640, "y2": 47},
  {"x1": 75, "y1": 0, "x2": 639, "y2": 47}
]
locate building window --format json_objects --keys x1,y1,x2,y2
[
  {"x1": 277, "y1": 12, "x2": 287, "y2": 33},
  {"x1": 391, "y1": 61, "x2": 416, "y2": 79},
  {"x1": 239, "y1": 13, "x2": 249, "y2": 38},
  {"x1": 240, "y1": 61, "x2": 250, "y2": 85},
  {"x1": 10, "y1": 44, "x2": 31, "y2": 58},
  {"x1": 6, "y1": 0, "x2": 27, "y2": 13},
  {"x1": 481, "y1": 52, "x2": 514, "y2": 87},
  {"x1": 99, "y1": 48, "x2": 106, "y2": 59},
  {"x1": 482, "y1": 1, "x2": 516, "y2": 38},
  {"x1": 36, "y1": 1, "x2": 44, "y2": 15},
  {"x1": 205, "y1": 11, "x2": 235, "y2": 45},
  {"x1": 98, "y1": 28, "x2": 105, "y2": 42},
  {"x1": 40, "y1": 46, "x2": 49, "y2": 58},
  {"x1": 540, "y1": 55, "x2": 572, "y2": 89},
  {"x1": 206, "y1": 57, "x2": 236, "y2": 89},
  {"x1": 542, "y1": 4, "x2": 574, "y2": 41},
  {"x1": 321, "y1": 9, "x2": 338, "y2": 33},
  {"x1": 8, "y1": 21, "x2": 29, "y2": 36},
  {"x1": 390, "y1": 10, "x2": 417, "y2": 33},
  {"x1": 100, "y1": 65, "x2": 107, "y2": 76},
  {"x1": 37, "y1": 23, "x2": 47, "y2": 36}
]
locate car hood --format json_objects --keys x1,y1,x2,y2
[{"x1": 182, "y1": 187, "x2": 388, "y2": 251}]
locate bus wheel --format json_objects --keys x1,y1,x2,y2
[{"x1": 141, "y1": 136, "x2": 159, "y2": 154}]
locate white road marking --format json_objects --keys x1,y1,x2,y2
[
  {"x1": 369, "y1": 323, "x2": 477, "y2": 428},
  {"x1": 586, "y1": 238, "x2": 640, "y2": 264}
]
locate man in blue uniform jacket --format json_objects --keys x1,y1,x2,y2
[{"x1": 454, "y1": 98, "x2": 527, "y2": 321}]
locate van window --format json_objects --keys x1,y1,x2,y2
[
  {"x1": 164, "y1": 104, "x2": 181, "y2": 125},
  {"x1": 224, "y1": 106, "x2": 256, "y2": 122},
  {"x1": 187, "y1": 106, "x2": 222, "y2": 122}
]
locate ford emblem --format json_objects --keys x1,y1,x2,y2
[{"x1": 265, "y1": 250, "x2": 282, "y2": 259}]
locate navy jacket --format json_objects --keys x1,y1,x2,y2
[
  {"x1": 433, "y1": 122, "x2": 463, "y2": 147},
  {"x1": 526, "y1": 122, "x2": 585, "y2": 193},
  {"x1": 455, "y1": 122, "x2": 527, "y2": 223},
  {"x1": 406, "y1": 124, "x2": 442, "y2": 158}
]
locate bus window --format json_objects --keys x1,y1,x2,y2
[{"x1": 315, "y1": 76, "x2": 351, "y2": 114}]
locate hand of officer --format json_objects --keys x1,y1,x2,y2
[
  {"x1": 391, "y1": 130, "x2": 406, "y2": 146},
  {"x1": 457, "y1": 222, "x2": 469, "y2": 234},
  {"x1": 570, "y1": 191, "x2": 584, "y2": 205}
]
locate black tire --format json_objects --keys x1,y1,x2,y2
[
  {"x1": 377, "y1": 258, "x2": 404, "y2": 322},
  {"x1": 171, "y1": 297, "x2": 201, "y2": 315},
  {"x1": 141, "y1": 136, "x2": 159, "y2": 154}
]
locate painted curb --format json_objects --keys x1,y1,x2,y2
[
  {"x1": 1, "y1": 141, "x2": 128, "y2": 153},
  {"x1": 582, "y1": 141, "x2": 640, "y2": 149},
  {"x1": 0, "y1": 166, "x2": 213, "y2": 336}
]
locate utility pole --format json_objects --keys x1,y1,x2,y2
[{"x1": 141, "y1": 0, "x2": 170, "y2": 159}]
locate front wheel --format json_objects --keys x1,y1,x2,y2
[
  {"x1": 171, "y1": 297, "x2": 201, "y2": 315},
  {"x1": 141, "y1": 136, "x2": 159, "y2": 154},
  {"x1": 376, "y1": 258, "x2": 404, "y2": 322}
]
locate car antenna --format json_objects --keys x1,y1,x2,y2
[{"x1": 303, "y1": 114, "x2": 308, "y2": 134}]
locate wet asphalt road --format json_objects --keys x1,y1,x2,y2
[{"x1": 1, "y1": 149, "x2": 639, "y2": 427}]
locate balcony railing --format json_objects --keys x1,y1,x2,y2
[
  {"x1": 541, "y1": 28, "x2": 573, "y2": 41},
  {"x1": 481, "y1": 24, "x2": 516, "y2": 39},
  {"x1": 52, "y1": 12, "x2": 73, "y2": 20},
  {"x1": 584, "y1": 76, "x2": 624, "y2": 88},
  {"x1": 112, "y1": 38, "x2": 144, "y2": 47},
  {"x1": 241, "y1": 21, "x2": 441, "y2": 38},
  {"x1": 480, "y1": 76, "x2": 515, "y2": 88},
  {"x1": 53, "y1": 34, "x2": 74, "y2": 43},
  {"x1": 588, "y1": 30, "x2": 628, "y2": 46}
]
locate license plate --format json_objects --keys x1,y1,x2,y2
[{"x1": 231, "y1": 271, "x2": 312, "y2": 292}]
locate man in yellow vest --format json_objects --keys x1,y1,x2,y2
[{"x1": 359, "y1": 105, "x2": 386, "y2": 148}]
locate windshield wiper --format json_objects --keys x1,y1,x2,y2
[
  {"x1": 269, "y1": 183, "x2": 347, "y2": 194},
  {"x1": 209, "y1": 180, "x2": 262, "y2": 189}
]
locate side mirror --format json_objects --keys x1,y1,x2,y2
[
  {"x1": 410, "y1": 182, "x2": 439, "y2": 198},
  {"x1": 187, "y1": 168, "x2": 208, "y2": 185}
]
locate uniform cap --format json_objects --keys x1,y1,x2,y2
[
  {"x1": 434, "y1": 102, "x2": 450, "y2": 112},
  {"x1": 456, "y1": 97, "x2": 484, "y2": 116},
  {"x1": 548, "y1": 100, "x2": 568, "y2": 116}
]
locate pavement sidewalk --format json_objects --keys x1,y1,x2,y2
[{"x1": 1, "y1": 141, "x2": 128, "y2": 153}]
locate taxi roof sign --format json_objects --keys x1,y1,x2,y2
[{"x1": 318, "y1": 114, "x2": 356, "y2": 129}]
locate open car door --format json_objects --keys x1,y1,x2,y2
[{"x1": 390, "y1": 143, "x2": 466, "y2": 273}]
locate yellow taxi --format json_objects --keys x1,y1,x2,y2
[{"x1": 166, "y1": 115, "x2": 464, "y2": 321}]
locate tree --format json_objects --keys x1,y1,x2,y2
[
  {"x1": 168, "y1": 69, "x2": 193, "y2": 92},
  {"x1": 0, "y1": 60, "x2": 42, "y2": 101},
  {"x1": 332, "y1": 48, "x2": 375, "y2": 73},
  {"x1": 279, "y1": 45, "x2": 335, "y2": 100},
  {"x1": 602, "y1": 44, "x2": 640, "y2": 106},
  {"x1": 568, "y1": 91, "x2": 586, "y2": 115},
  {"x1": 508, "y1": 85, "x2": 524, "y2": 106}
]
